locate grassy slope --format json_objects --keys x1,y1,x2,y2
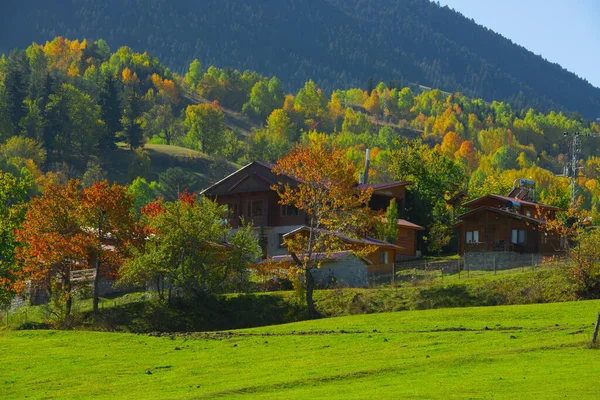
[
  {"x1": 1, "y1": 300, "x2": 599, "y2": 399},
  {"x1": 105, "y1": 143, "x2": 240, "y2": 190}
]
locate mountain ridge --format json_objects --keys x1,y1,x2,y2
[{"x1": 1, "y1": 0, "x2": 599, "y2": 118}]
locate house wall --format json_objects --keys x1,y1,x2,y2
[
  {"x1": 364, "y1": 248, "x2": 396, "y2": 265},
  {"x1": 394, "y1": 227, "x2": 418, "y2": 257},
  {"x1": 312, "y1": 256, "x2": 369, "y2": 288},
  {"x1": 214, "y1": 192, "x2": 306, "y2": 229},
  {"x1": 460, "y1": 211, "x2": 537, "y2": 253}
]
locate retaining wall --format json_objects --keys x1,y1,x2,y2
[{"x1": 464, "y1": 251, "x2": 543, "y2": 271}]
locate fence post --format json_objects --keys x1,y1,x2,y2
[
  {"x1": 592, "y1": 312, "x2": 600, "y2": 345},
  {"x1": 5, "y1": 308, "x2": 8, "y2": 327},
  {"x1": 458, "y1": 259, "x2": 461, "y2": 280},
  {"x1": 493, "y1": 254, "x2": 497, "y2": 276},
  {"x1": 466, "y1": 254, "x2": 470, "y2": 278}
]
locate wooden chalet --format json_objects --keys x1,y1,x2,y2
[
  {"x1": 456, "y1": 180, "x2": 563, "y2": 270},
  {"x1": 202, "y1": 161, "x2": 424, "y2": 258}
]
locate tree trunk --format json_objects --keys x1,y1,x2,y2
[
  {"x1": 64, "y1": 277, "x2": 72, "y2": 317},
  {"x1": 305, "y1": 268, "x2": 317, "y2": 318},
  {"x1": 93, "y1": 250, "x2": 101, "y2": 313}
]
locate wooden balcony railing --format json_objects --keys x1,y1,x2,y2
[{"x1": 71, "y1": 269, "x2": 96, "y2": 282}]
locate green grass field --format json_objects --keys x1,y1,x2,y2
[{"x1": 2, "y1": 300, "x2": 599, "y2": 399}]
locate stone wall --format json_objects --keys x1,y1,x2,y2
[
  {"x1": 464, "y1": 251, "x2": 543, "y2": 271},
  {"x1": 312, "y1": 256, "x2": 369, "y2": 288}
]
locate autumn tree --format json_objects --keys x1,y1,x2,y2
[
  {"x1": 364, "y1": 90, "x2": 382, "y2": 116},
  {"x1": 250, "y1": 109, "x2": 296, "y2": 162},
  {"x1": 455, "y1": 140, "x2": 478, "y2": 170},
  {"x1": 79, "y1": 180, "x2": 138, "y2": 313},
  {"x1": 184, "y1": 101, "x2": 225, "y2": 153},
  {"x1": 271, "y1": 143, "x2": 373, "y2": 317},
  {"x1": 15, "y1": 181, "x2": 90, "y2": 316},
  {"x1": 440, "y1": 131, "x2": 463, "y2": 159}
]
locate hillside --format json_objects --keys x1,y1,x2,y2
[
  {"x1": 106, "y1": 144, "x2": 240, "y2": 191},
  {"x1": 2, "y1": 0, "x2": 600, "y2": 117},
  {"x1": 2, "y1": 300, "x2": 599, "y2": 398}
]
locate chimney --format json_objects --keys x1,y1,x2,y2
[{"x1": 363, "y1": 149, "x2": 370, "y2": 185}]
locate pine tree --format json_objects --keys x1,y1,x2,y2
[{"x1": 98, "y1": 73, "x2": 121, "y2": 150}]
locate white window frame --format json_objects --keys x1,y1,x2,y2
[
  {"x1": 466, "y1": 230, "x2": 479, "y2": 243},
  {"x1": 512, "y1": 229, "x2": 526, "y2": 244}
]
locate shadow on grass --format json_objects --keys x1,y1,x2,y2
[
  {"x1": 82, "y1": 293, "x2": 307, "y2": 333},
  {"x1": 411, "y1": 284, "x2": 505, "y2": 310}
]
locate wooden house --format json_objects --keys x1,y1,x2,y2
[
  {"x1": 456, "y1": 181, "x2": 563, "y2": 270},
  {"x1": 202, "y1": 161, "x2": 424, "y2": 258}
]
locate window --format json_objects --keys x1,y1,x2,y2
[
  {"x1": 407, "y1": 231, "x2": 413, "y2": 238},
  {"x1": 379, "y1": 250, "x2": 389, "y2": 264},
  {"x1": 247, "y1": 200, "x2": 263, "y2": 217},
  {"x1": 525, "y1": 210, "x2": 532, "y2": 217},
  {"x1": 511, "y1": 229, "x2": 526, "y2": 244},
  {"x1": 281, "y1": 204, "x2": 299, "y2": 217},
  {"x1": 466, "y1": 231, "x2": 479, "y2": 243}
]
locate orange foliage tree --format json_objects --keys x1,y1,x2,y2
[
  {"x1": 271, "y1": 143, "x2": 373, "y2": 317},
  {"x1": 15, "y1": 181, "x2": 91, "y2": 316},
  {"x1": 79, "y1": 180, "x2": 139, "y2": 313}
]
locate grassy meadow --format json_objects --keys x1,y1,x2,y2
[{"x1": 1, "y1": 300, "x2": 599, "y2": 399}]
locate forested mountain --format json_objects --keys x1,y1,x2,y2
[{"x1": 1, "y1": 0, "x2": 599, "y2": 118}]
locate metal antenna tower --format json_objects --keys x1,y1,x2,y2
[{"x1": 563, "y1": 131, "x2": 583, "y2": 206}]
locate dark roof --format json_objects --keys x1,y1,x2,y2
[
  {"x1": 358, "y1": 181, "x2": 412, "y2": 192},
  {"x1": 456, "y1": 206, "x2": 546, "y2": 225},
  {"x1": 201, "y1": 161, "x2": 299, "y2": 196},
  {"x1": 283, "y1": 226, "x2": 404, "y2": 250},
  {"x1": 461, "y1": 194, "x2": 561, "y2": 211},
  {"x1": 396, "y1": 219, "x2": 425, "y2": 230},
  {"x1": 262, "y1": 251, "x2": 371, "y2": 265}
]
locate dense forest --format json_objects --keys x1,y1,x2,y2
[
  {"x1": 1, "y1": 0, "x2": 599, "y2": 118},
  {"x1": 2, "y1": 36, "x2": 600, "y2": 239}
]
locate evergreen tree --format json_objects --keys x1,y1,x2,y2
[
  {"x1": 3, "y1": 50, "x2": 30, "y2": 133},
  {"x1": 98, "y1": 73, "x2": 121, "y2": 150}
]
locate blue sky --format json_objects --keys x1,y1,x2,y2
[{"x1": 436, "y1": 0, "x2": 600, "y2": 88}]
